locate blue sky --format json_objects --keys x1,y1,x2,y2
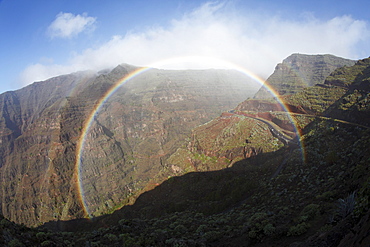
[{"x1": 0, "y1": 0, "x2": 369, "y2": 93}]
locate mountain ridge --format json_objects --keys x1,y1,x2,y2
[
  {"x1": 1, "y1": 54, "x2": 370, "y2": 247},
  {"x1": 254, "y1": 53, "x2": 356, "y2": 98},
  {"x1": 0, "y1": 64, "x2": 261, "y2": 226}
]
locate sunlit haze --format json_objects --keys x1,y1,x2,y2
[{"x1": 0, "y1": 0, "x2": 369, "y2": 93}]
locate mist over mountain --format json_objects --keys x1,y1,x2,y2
[
  {"x1": 0, "y1": 64, "x2": 260, "y2": 226},
  {"x1": 1, "y1": 54, "x2": 370, "y2": 246}
]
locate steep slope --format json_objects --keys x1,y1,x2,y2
[
  {"x1": 254, "y1": 53, "x2": 355, "y2": 98},
  {"x1": 22, "y1": 57, "x2": 370, "y2": 247},
  {"x1": 0, "y1": 71, "x2": 101, "y2": 226},
  {"x1": 324, "y1": 57, "x2": 370, "y2": 125},
  {"x1": 78, "y1": 68, "x2": 261, "y2": 217},
  {"x1": 94, "y1": 57, "x2": 370, "y2": 246},
  {"x1": 168, "y1": 59, "x2": 358, "y2": 175},
  {"x1": 1, "y1": 56, "x2": 370, "y2": 247},
  {"x1": 0, "y1": 65, "x2": 261, "y2": 226}
]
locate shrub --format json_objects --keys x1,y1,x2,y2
[
  {"x1": 118, "y1": 218, "x2": 130, "y2": 226},
  {"x1": 119, "y1": 234, "x2": 136, "y2": 246},
  {"x1": 90, "y1": 241, "x2": 101, "y2": 247},
  {"x1": 249, "y1": 212, "x2": 268, "y2": 230},
  {"x1": 196, "y1": 224, "x2": 208, "y2": 235},
  {"x1": 287, "y1": 222, "x2": 310, "y2": 236},
  {"x1": 63, "y1": 240, "x2": 73, "y2": 246},
  {"x1": 165, "y1": 238, "x2": 188, "y2": 247},
  {"x1": 318, "y1": 224, "x2": 333, "y2": 233},
  {"x1": 8, "y1": 239, "x2": 25, "y2": 247},
  {"x1": 316, "y1": 191, "x2": 336, "y2": 201},
  {"x1": 0, "y1": 218, "x2": 11, "y2": 228},
  {"x1": 248, "y1": 230, "x2": 258, "y2": 239},
  {"x1": 36, "y1": 232, "x2": 47, "y2": 241},
  {"x1": 104, "y1": 233, "x2": 118, "y2": 242},
  {"x1": 203, "y1": 230, "x2": 221, "y2": 242},
  {"x1": 263, "y1": 223, "x2": 276, "y2": 236},
  {"x1": 337, "y1": 192, "x2": 356, "y2": 218},
  {"x1": 174, "y1": 224, "x2": 187, "y2": 234},
  {"x1": 40, "y1": 240, "x2": 54, "y2": 247},
  {"x1": 299, "y1": 204, "x2": 320, "y2": 222},
  {"x1": 248, "y1": 212, "x2": 270, "y2": 239}
]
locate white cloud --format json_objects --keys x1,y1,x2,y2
[
  {"x1": 47, "y1": 12, "x2": 96, "y2": 39},
  {"x1": 19, "y1": 63, "x2": 72, "y2": 84},
  {"x1": 21, "y1": 2, "x2": 370, "y2": 86}
]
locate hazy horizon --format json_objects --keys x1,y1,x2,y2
[{"x1": 1, "y1": 0, "x2": 369, "y2": 93}]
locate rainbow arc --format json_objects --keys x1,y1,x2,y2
[{"x1": 75, "y1": 56, "x2": 305, "y2": 218}]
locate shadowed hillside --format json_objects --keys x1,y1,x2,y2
[
  {"x1": 1, "y1": 55, "x2": 370, "y2": 247},
  {"x1": 48, "y1": 57, "x2": 370, "y2": 246},
  {"x1": 0, "y1": 64, "x2": 261, "y2": 227}
]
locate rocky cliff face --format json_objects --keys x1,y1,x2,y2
[
  {"x1": 202, "y1": 57, "x2": 369, "y2": 170},
  {"x1": 1, "y1": 55, "x2": 370, "y2": 247},
  {"x1": 79, "y1": 68, "x2": 261, "y2": 216},
  {"x1": 254, "y1": 53, "x2": 355, "y2": 98},
  {"x1": 105, "y1": 57, "x2": 370, "y2": 246},
  {"x1": 0, "y1": 64, "x2": 261, "y2": 226},
  {"x1": 0, "y1": 71, "x2": 102, "y2": 226}
]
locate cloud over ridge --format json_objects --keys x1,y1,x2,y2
[
  {"x1": 21, "y1": 2, "x2": 369, "y2": 86},
  {"x1": 47, "y1": 12, "x2": 96, "y2": 39}
]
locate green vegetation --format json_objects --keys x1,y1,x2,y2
[
  {"x1": 285, "y1": 84, "x2": 347, "y2": 114},
  {"x1": 254, "y1": 53, "x2": 355, "y2": 98},
  {"x1": 1, "y1": 56, "x2": 370, "y2": 246}
]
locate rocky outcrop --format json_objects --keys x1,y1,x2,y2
[
  {"x1": 0, "y1": 71, "x2": 100, "y2": 226},
  {"x1": 254, "y1": 53, "x2": 355, "y2": 98}
]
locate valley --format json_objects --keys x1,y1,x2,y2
[{"x1": 0, "y1": 54, "x2": 369, "y2": 246}]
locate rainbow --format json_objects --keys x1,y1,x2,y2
[{"x1": 75, "y1": 56, "x2": 305, "y2": 218}]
